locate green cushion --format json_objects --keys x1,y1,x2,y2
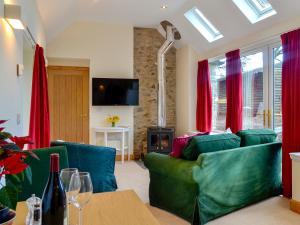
[
  {"x1": 182, "y1": 134, "x2": 241, "y2": 160},
  {"x1": 236, "y1": 129, "x2": 277, "y2": 147},
  {"x1": 19, "y1": 146, "x2": 69, "y2": 201}
]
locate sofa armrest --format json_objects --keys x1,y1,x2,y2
[
  {"x1": 144, "y1": 152, "x2": 200, "y2": 222},
  {"x1": 51, "y1": 142, "x2": 117, "y2": 192},
  {"x1": 145, "y1": 152, "x2": 198, "y2": 184},
  {"x1": 193, "y1": 142, "x2": 282, "y2": 224}
]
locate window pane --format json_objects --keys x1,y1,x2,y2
[
  {"x1": 209, "y1": 59, "x2": 226, "y2": 131},
  {"x1": 241, "y1": 52, "x2": 264, "y2": 129},
  {"x1": 273, "y1": 46, "x2": 282, "y2": 140}
]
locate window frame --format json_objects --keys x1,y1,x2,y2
[{"x1": 208, "y1": 38, "x2": 282, "y2": 132}]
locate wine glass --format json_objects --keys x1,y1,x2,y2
[
  {"x1": 60, "y1": 168, "x2": 80, "y2": 225},
  {"x1": 70, "y1": 172, "x2": 93, "y2": 225}
]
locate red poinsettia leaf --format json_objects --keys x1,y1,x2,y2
[
  {"x1": 10, "y1": 136, "x2": 33, "y2": 150},
  {"x1": 6, "y1": 163, "x2": 28, "y2": 175},
  {"x1": 0, "y1": 120, "x2": 7, "y2": 125},
  {"x1": 1, "y1": 152, "x2": 28, "y2": 175}
]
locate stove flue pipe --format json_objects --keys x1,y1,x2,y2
[{"x1": 157, "y1": 25, "x2": 174, "y2": 127}]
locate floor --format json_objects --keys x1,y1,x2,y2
[{"x1": 115, "y1": 161, "x2": 300, "y2": 225}]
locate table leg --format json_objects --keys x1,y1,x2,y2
[
  {"x1": 94, "y1": 131, "x2": 97, "y2": 145},
  {"x1": 122, "y1": 131, "x2": 125, "y2": 164},
  {"x1": 104, "y1": 132, "x2": 108, "y2": 147},
  {"x1": 128, "y1": 131, "x2": 130, "y2": 161}
]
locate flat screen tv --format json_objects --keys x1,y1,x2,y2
[{"x1": 92, "y1": 78, "x2": 139, "y2": 106}]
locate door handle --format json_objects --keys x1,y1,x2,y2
[{"x1": 268, "y1": 110, "x2": 272, "y2": 128}]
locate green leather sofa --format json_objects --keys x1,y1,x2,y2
[
  {"x1": 19, "y1": 142, "x2": 117, "y2": 202},
  {"x1": 144, "y1": 130, "x2": 282, "y2": 225}
]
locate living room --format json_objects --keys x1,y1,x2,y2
[{"x1": 0, "y1": 0, "x2": 300, "y2": 225}]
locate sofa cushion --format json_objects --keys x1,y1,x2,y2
[
  {"x1": 236, "y1": 129, "x2": 277, "y2": 147},
  {"x1": 170, "y1": 132, "x2": 209, "y2": 158},
  {"x1": 182, "y1": 133, "x2": 241, "y2": 160}
]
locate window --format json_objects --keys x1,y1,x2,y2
[
  {"x1": 184, "y1": 7, "x2": 223, "y2": 43},
  {"x1": 241, "y1": 51, "x2": 264, "y2": 129},
  {"x1": 209, "y1": 58, "x2": 226, "y2": 131},
  {"x1": 232, "y1": 0, "x2": 277, "y2": 24},
  {"x1": 208, "y1": 43, "x2": 283, "y2": 137},
  {"x1": 272, "y1": 46, "x2": 283, "y2": 140}
]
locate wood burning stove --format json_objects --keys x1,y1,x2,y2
[{"x1": 147, "y1": 127, "x2": 174, "y2": 154}]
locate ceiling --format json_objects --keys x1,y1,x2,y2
[{"x1": 36, "y1": 0, "x2": 300, "y2": 54}]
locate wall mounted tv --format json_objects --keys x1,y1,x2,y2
[{"x1": 92, "y1": 78, "x2": 139, "y2": 106}]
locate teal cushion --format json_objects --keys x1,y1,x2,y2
[
  {"x1": 51, "y1": 141, "x2": 118, "y2": 193},
  {"x1": 182, "y1": 134, "x2": 241, "y2": 160},
  {"x1": 236, "y1": 129, "x2": 277, "y2": 147},
  {"x1": 19, "y1": 146, "x2": 69, "y2": 201}
]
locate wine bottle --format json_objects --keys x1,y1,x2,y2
[{"x1": 42, "y1": 153, "x2": 67, "y2": 225}]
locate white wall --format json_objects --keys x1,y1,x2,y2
[
  {"x1": 46, "y1": 21, "x2": 134, "y2": 151},
  {"x1": 198, "y1": 15, "x2": 300, "y2": 60},
  {"x1": 0, "y1": 0, "x2": 45, "y2": 135},
  {"x1": 21, "y1": 45, "x2": 34, "y2": 135},
  {"x1": 176, "y1": 45, "x2": 198, "y2": 136}
]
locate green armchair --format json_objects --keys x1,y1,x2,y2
[{"x1": 19, "y1": 142, "x2": 117, "y2": 202}]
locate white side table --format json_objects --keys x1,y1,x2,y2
[
  {"x1": 93, "y1": 127, "x2": 130, "y2": 164},
  {"x1": 290, "y1": 152, "x2": 300, "y2": 214}
]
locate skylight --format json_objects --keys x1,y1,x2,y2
[
  {"x1": 184, "y1": 7, "x2": 223, "y2": 43},
  {"x1": 232, "y1": 0, "x2": 277, "y2": 24}
]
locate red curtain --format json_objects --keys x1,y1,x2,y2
[
  {"x1": 281, "y1": 28, "x2": 300, "y2": 198},
  {"x1": 28, "y1": 44, "x2": 50, "y2": 149},
  {"x1": 196, "y1": 60, "x2": 212, "y2": 132},
  {"x1": 225, "y1": 49, "x2": 243, "y2": 133}
]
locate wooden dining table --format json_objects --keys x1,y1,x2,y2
[{"x1": 13, "y1": 190, "x2": 160, "y2": 225}]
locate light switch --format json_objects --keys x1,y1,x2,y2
[{"x1": 17, "y1": 64, "x2": 24, "y2": 76}]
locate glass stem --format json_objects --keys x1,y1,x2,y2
[
  {"x1": 79, "y1": 207, "x2": 83, "y2": 225},
  {"x1": 67, "y1": 202, "x2": 70, "y2": 224}
]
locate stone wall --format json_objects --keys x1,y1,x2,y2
[{"x1": 133, "y1": 27, "x2": 176, "y2": 159}]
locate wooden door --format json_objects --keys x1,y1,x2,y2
[{"x1": 48, "y1": 66, "x2": 89, "y2": 143}]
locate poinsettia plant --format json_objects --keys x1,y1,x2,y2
[{"x1": 0, "y1": 120, "x2": 37, "y2": 209}]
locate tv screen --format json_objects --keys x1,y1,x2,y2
[{"x1": 92, "y1": 78, "x2": 139, "y2": 106}]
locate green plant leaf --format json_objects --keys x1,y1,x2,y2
[
  {"x1": 5, "y1": 175, "x2": 21, "y2": 193},
  {"x1": 2, "y1": 143, "x2": 21, "y2": 151},
  {"x1": 0, "y1": 186, "x2": 18, "y2": 209},
  {"x1": 0, "y1": 132, "x2": 11, "y2": 140},
  {"x1": 24, "y1": 167, "x2": 32, "y2": 185}
]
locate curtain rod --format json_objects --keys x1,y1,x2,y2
[
  {"x1": 240, "y1": 26, "x2": 299, "y2": 52},
  {"x1": 24, "y1": 26, "x2": 37, "y2": 49}
]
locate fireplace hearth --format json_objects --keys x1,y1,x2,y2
[{"x1": 147, "y1": 127, "x2": 174, "y2": 154}]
